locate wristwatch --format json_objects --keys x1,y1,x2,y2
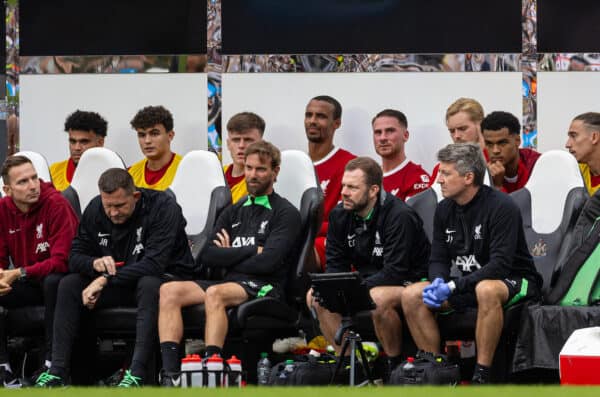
[{"x1": 19, "y1": 267, "x2": 27, "y2": 280}]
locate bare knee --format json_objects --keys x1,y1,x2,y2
[
  {"x1": 475, "y1": 280, "x2": 505, "y2": 309},
  {"x1": 160, "y1": 282, "x2": 183, "y2": 309},
  {"x1": 401, "y1": 282, "x2": 428, "y2": 313},
  {"x1": 205, "y1": 286, "x2": 226, "y2": 311},
  {"x1": 370, "y1": 287, "x2": 400, "y2": 317}
]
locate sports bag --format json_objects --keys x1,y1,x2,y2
[
  {"x1": 268, "y1": 354, "x2": 338, "y2": 386},
  {"x1": 388, "y1": 351, "x2": 460, "y2": 385}
]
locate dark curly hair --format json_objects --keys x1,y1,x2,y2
[
  {"x1": 481, "y1": 111, "x2": 520, "y2": 135},
  {"x1": 64, "y1": 110, "x2": 108, "y2": 137},
  {"x1": 130, "y1": 105, "x2": 174, "y2": 132}
]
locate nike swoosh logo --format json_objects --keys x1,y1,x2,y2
[
  {"x1": 445, "y1": 229, "x2": 455, "y2": 234},
  {"x1": 347, "y1": 234, "x2": 356, "y2": 240},
  {"x1": 8, "y1": 229, "x2": 20, "y2": 234},
  {"x1": 232, "y1": 222, "x2": 242, "y2": 228},
  {"x1": 172, "y1": 376, "x2": 181, "y2": 387},
  {"x1": 98, "y1": 233, "x2": 110, "y2": 237}
]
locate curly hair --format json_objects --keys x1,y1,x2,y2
[
  {"x1": 64, "y1": 110, "x2": 108, "y2": 137},
  {"x1": 130, "y1": 105, "x2": 174, "y2": 132}
]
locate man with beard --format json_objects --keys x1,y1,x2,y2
[
  {"x1": 372, "y1": 109, "x2": 430, "y2": 200},
  {"x1": 565, "y1": 112, "x2": 600, "y2": 196},
  {"x1": 50, "y1": 110, "x2": 108, "y2": 191},
  {"x1": 307, "y1": 157, "x2": 430, "y2": 376},
  {"x1": 304, "y1": 95, "x2": 356, "y2": 269},
  {"x1": 156, "y1": 140, "x2": 301, "y2": 386},
  {"x1": 482, "y1": 111, "x2": 540, "y2": 193}
]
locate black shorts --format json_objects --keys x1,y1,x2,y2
[
  {"x1": 447, "y1": 276, "x2": 540, "y2": 312},
  {"x1": 364, "y1": 270, "x2": 423, "y2": 290},
  {"x1": 194, "y1": 279, "x2": 282, "y2": 301}
]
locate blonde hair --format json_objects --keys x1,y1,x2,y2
[{"x1": 445, "y1": 98, "x2": 484, "y2": 123}]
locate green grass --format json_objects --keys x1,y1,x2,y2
[{"x1": 1, "y1": 386, "x2": 599, "y2": 397}]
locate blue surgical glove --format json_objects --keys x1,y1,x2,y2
[
  {"x1": 423, "y1": 289, "x2": 442, "y2": 308},
  {"x1": 423, "y1": 277, "x2": 444, "y2": 295},
  {"x1": 432, "y1": 282, "x2": 451, "y2": 303}
]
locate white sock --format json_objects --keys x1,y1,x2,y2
[
  {"x1": 0, "y1": 363, "x2": 12, "y2": 373},
  {"x1": 44, "y1": 360, "x2": 51, "y2": 369}
]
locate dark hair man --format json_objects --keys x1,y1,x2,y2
[
  {"x1": 372, "y1": 109, "x2": 430, "y2": 200},
  {"x1": 401, "y1": 143, "x2": 542, "y2": 384},
  {"x1": 35, "y1": 168, "x2": 193, "y2": 387},
  {"x1": 565, "y1": 112, "x2": 600, "y2": 196},
  {"x1": 0, "y1": 156, "x2": 78, "y2": 387},
  {"x1": 224, "y1": 112, "x2": 266, "y2": 203},
  {"x1": 50, "y1": 110, "x2": 108, "y2": 191},
  {"x1": 308, "y1": 156, "x2": 430, "y2": 378},
  {"x1": 482, "y1": 111, "x2": 540, "y2": 193},
  {"x1": 157, "y1": 140, "x2": 301, "y2": 386},
  {"x1": 129, "y1": 105, "x2": 181, "y2": 191},
  {"x1": 304, "y1": 95, "x2": 356, "y2": 269}
]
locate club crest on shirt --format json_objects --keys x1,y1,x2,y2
[
  {"x1": 473, "y1": 224, "x2": 483, "y2": 240},
  {"x1": 320, "y1": 179, "x2": 330, "y2": 195},
  {"x1": 258, "y1": 220, "x2": 268, "y2": 234},
  {"x1": 36, "y1": 223, "x2": 44, "y2": 239},
  {"x1": 530, "y1": 238, "x2": 547, "y2": 257}
]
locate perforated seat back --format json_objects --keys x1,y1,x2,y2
[
  {"x1": 274, "y1": 150, "x2": 323, "y2": 300},
  {"x1": 170, "y1": 150, "x2": 231, "y2": 260},
  {"x1": 66, "y1": 147, "x2": 126, "y2": 216},
  {"x1": 510, "y1": 150, "x2": 586, "y2": 292}
]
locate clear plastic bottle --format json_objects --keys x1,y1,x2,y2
[
  {"x1": 257, "y1": 352, "x2": 272, "y2": 386},
  {"x1": 403, "y1": 357, "x2": 416, "y2": 378}
]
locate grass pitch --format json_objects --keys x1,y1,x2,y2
[{"x1": 1, "y1": 386, "x2": 599, "y2": 397}]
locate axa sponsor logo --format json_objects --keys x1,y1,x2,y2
[
  {"x1": 132, "y1": 243, "x2": 144, "y2": 255},
  {"x1": 452, "y1": 255, "x2": 481, "y2": 273},
  {"x1": 36, "y1": 241, "x2": 50, "y2": 253},
  {"x1": 232, "y1": 236, "x2": 255, "y2": 247},
  {"x1": 372, "y1": 246, "x2": 383, "y2": 257}
]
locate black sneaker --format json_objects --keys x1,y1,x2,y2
[
  {"x1": 471, "y1": 371, "x2": 489, "y2": 385},
  {"x1": 34, "y1": 371, "x2": 65, "y2": 388},
  {"x1": 21, "y1": 364, "x2": 50, "y2": 387},
  {"x1": 0, "y1": 367, "x2": 21, "y2": 388},
  {"x1": 159, "y1": 370, "x2": 181, "y2": 387}
]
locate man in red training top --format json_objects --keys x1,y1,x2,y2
[
  {"x1": 304, "y1": 95, "x2": 356, "y2": 269},
  {"x1": 482, "y1": 111, "x2": 540, "y2": 193},
  {"x1": 372, "y1": 109, "x2": 430, "y2": 200}
]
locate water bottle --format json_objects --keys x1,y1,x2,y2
[
  {"x1": 279, "y1": 359, "x2": 295, "y2": 380},
  {"x1": 226, "y1": 355, "x2": 243, "y2": 387},
  {"x1": 403, "y1": 357, "x2": 416, "y2": 378},
  {"x1": 206, "y1": 354, "x2": 224, "y2": 387},
  {"x1": 181, "y1": 354, "x2": 203, "y2": 387},
  {"x1": 257, "y1": 352, "x2": 272, "y2": 385}
]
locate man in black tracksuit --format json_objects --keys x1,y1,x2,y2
[
  {"x1": 35, "y1": 168, "x2": 193, "y2": 387},
  {"x1": 401, "y1": 143, "x2": 542, "y2": 384},
  {"x1": 157, "y1": 141, "x2": 300, "y2": 386},
  {"x1": 308, "y1": 156, "x2": 430, "y2": 372}
]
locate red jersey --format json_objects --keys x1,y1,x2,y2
[
  {"x1": 314, "y1": 147, "x2": 356, "y2": 236},
  {"x1": 383, "y1": 159, "x2": 431, "y2": 201},
  {"x1": 501, "y1": 148, "x2": 541, "y2": 193},
  {"x1": 0, "y1": 182, "x2": 79, "y2": 278}
]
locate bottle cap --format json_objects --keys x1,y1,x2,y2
[
  {"x1": 260, "y1": 352, "x2": 268, "y2": 358},
  {"x1": 285, "y1": 359, "x2": 294, "y2": 364},
  {"x1": 227, "y1": 355, "x2": 241, "y2": 364},
  {"x1": 206, "y1": 354, "x2": 223, "y2": 363},
  {"x1": 182, "y1": 354, "x2": 202, "y2": 363},
  {"x1": 407, "y1": 357, "x2": 415, "y2": 363}
]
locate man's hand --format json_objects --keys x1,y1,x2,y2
[
  {"x1": 93, "y1": 256, "x2": 117, "y2": 276},
  {"x1": 422, "y1": 278, "x2": 451, "y2": 308},
  {"x1": 257, "y1": 246, "x2": 263, "y2": 254},
  {"x1": 82, "y1": 276, "x2": 108, "y2": 309},
  {"x1": 213, "y1": 229, "x2": 231, "y2": 248},
  {"x1": 488, "y1": 161, "x2": 506, "y2": 189},
  {"x1": 0, "y1": 269, "x2": 21, "y2": 295}
]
